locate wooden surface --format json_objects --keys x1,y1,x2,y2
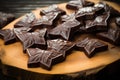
[{"x1": 0, "y1": 0, "x2": 120, "y2": 79}]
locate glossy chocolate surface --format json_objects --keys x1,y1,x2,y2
[
  {"x1": 0, "y1": 29, "x2": 16, "y2": 45},
  {"x1": 31, "y1": 12, "x2": 60, "y2": 31},
  {"x1": 14, "y1": 13, "x2": 36, "y2": 32},
  {"x1": 66, "y1": 0, "x2": 85, "y2": 10},
  {"x1": 86, "y1": 12, "x2": 109, "y2": 32},
  {"x1": 97, "y1": 27, "x2": 120, "y2": 46},
  {"x1": 14, "y1": 13, "x2": 36, "y2": 28},
  {"x1": 78, "y1": 12, "x2": 110, "y2": 33},
  {"x1": 66, "y1": 0, "x2": 94, "y2": 10},
  {"x1": 75, "y1": 6, "x2": 96, "y2": 20},
  {"x1": 94, "y1": 2, "x2": 120, "y2": 17},
  {"x1": 40, "y1": 5, "x2": 66, "y2": 16},
  {"x1": 49, "y1": 19, "x2": 81, "y2": 40},
  {"x1": 16, "y1": 28, "x2": 47, "y2": 51},
  {"x1": 27, "y1": 48, "x2": 64, "y2": 70},
  {"x1": 76, "y1": 37, "x2": 108, "y2": 58},
  {"x1": 47, "y1": 39, "x2": 75, "y2": 57},
  {"x1": 61, "y1": 13, "x2": 75, "y2": 22},
  {"x1": 94, "y1": 2, "x2": 109, "y2": 15}
]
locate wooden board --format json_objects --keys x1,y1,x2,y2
[{"x1": 0, "y1": 0, "x2": 120, "y2": 79}]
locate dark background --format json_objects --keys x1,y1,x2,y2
[
  {"x1": 0, "y1": 0, "x2": 120, "y2": 80},
  {"x1": 0, "y1": 0, "x2": 69, "y2": 18}
]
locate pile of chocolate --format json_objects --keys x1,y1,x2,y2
[
  {"x1": 0, "y1": 12, "x2": 15, "y2": 29},
  {"x1": 0, "y1": 0, "x2": 120, "y2": 70}
]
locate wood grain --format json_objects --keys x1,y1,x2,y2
[{"x1": 0, "y1": 0, "x2": 120, "y2": 79}]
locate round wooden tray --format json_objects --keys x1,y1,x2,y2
[{"x1": 0, "y1": 0, "x2": 120, "y2": 80}]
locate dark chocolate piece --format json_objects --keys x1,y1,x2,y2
[
  {"x1": 27, "y1": 48, "x2": 64, "y2": 70},
  {"x1": 76, "y1": 37, "x2": 108, "y2": 58},
  {"x1": 93, "y1": 12, "x2": 110, "y2": 27},
  {"x1": 13, "y1": 26, "x2": 32, "y2": 34},
  {"x1": 47, "y1": 39, "x2": 75, "y2": 57},
  {"x1": 94, "y1": 2, "x2": 110, "y2": 15},
  {"x1": 27, "y1": 48, "x2": 41, "y2": 67},
  {"x1": 14, "y1": 21, "x2": 31, "y2": 29},
  {"x1": 78, "y1": 25, "x2": 86, "y2": 33},
  {"x1": 66, "y1": 0, "x2": 94, "y2": 10},
  {"x1": 0, "y1": 29, "x2": 16, "y2": 45},
  {"x1": 40, "y1": 49, "x2": 64, "y2": 70},
  {"x1": 14, "y1": 13, "x2": 36, "y2": 32},
  {"x1": 78, "y1": 12, "x2": 110, "y2": 33},
  {"x1": 60, "y1": 13, "x2": 75, "y2": 22},
  {"x1": 115, "y1": 17, "x2": 120, "y2": 26},
  {"x1": 0, "y1": 12, "x2": 15, "y2": 29},
  {"x1": 66, "y1": 0, "x2": 85, "y2": 10},
  {"x1": 31, "y1": 12, "x2": 60, "y2": 31},
  {"x1": 16, "y1": 28, "x2": 47, "y2": 51},
  {"x1": 96, "y1": 27, "x2": 120, "y2": 46},
  {"x1": 86, "y1": 12, "x2": 110, "y2": 32},
  {"x1": 75, "y1": 6, "x2": 96, "y2": 20},
  {"x1": 14, "y1": 13, "x2": 36, "y2": 28},
  {"x1": 49, "y1": 19, "x2": 81, "y2": 40},
  {"x1": 40, "y1": 5, "x2": 66, "y2": 16},
  {"x1": 94, "y1": 2, "x2": 120, "y2": 17}
]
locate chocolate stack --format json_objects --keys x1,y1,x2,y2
[{"x1": 0, "y1": 0, "x2": 120, "y2": 70}]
